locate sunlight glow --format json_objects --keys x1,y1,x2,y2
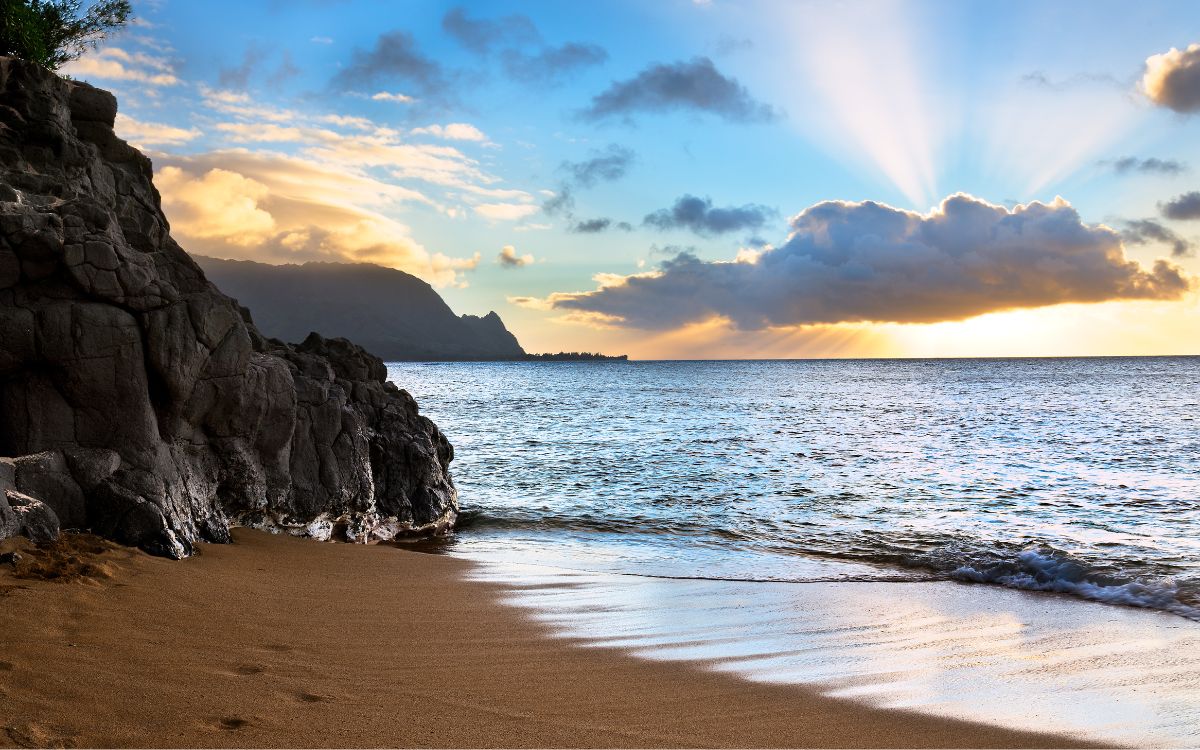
[{"x1": 779, "y1": 1, "x2": 945, "y2": 208}]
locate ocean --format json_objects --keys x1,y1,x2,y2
[
  {"x1": 389, "y1": 357, "x2": 1200, "y2": 619},
  {"x1": 386, "y1": 357, "x2": 1200, "y2": 746}
]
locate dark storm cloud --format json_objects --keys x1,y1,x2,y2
[
  {"x1": 643, "y1": 195, "x2": 774, "y2": 236},
  {"x1": 581, "y1": 57, "x2": 777, "y2": 123},
  {"x1": 1100, "y1": 156, "x2": 1187, "y2": 176},
  {"x1": 1143, "y1": 43, "x2": 1200, "y2": 114},
  {"x1": 562, "y1": 144, "x2": 635, "y2": 188},
  {"x1": 1121, "y1": 219, "x2": 1193, "y2": 257},
  {"x1": 443, "y1": 7, "x2": 605, "y2": 85},
  {"x1": 330, "y1": 31, "x2": 446, "y2": 96},
  {"x1": 545, "y1": 195, "x2": 1190, "y2": 330},
  {"x1": 1160, "y1": 191, "x2": 1200, "y2": 220}
]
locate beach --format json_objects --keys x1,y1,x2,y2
[{"x1": 0, "y1": 529, "x2": 1094, "y2": 749}]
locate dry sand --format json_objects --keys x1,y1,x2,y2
[{"x1": 0, "y1": 529, "x2": 1097, "y2": 749}]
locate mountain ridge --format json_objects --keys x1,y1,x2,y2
[{"x1": 194, "y1": 255, "x2": 529, "y2": 361}]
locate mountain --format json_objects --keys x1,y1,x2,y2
[{"x1": 194, "y1": 256, "x2": 527, "y2": 361}]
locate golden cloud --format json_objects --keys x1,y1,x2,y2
[
  {"x1": 155, "y1": 153, "x2": 478, "y2": 286},
  {"x1": 1142, "y1": 43, "x2": 1200, "y2": 113}
]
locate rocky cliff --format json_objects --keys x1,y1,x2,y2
[
  {"x1": 0, "y1": 57, "x2": 457, "y2": 557},
  {"x1": 194, "y1": 256, "x2": 527, "y2": 361}
]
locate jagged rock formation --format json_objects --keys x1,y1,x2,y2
[
  {"x1": 195, "y1": 256, "x2": 527, "y2": 361},
  {"x1": 0, "y1": 57, "x2": 457, "y2": 557}
]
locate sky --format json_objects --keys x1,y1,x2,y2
[{"x1": 64, "y1": 0, "x2": 1200, "y2": 358}]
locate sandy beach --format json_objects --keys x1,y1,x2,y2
[{"x1": 0, "y1": 530, "x2": 1097, "y2": 749}]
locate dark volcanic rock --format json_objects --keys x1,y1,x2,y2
[
  {"x1": 3, "y1": 489, "x2": 59, "y2": 544},
  {"x1": 0, "y1": 57, "x2": 457, "y2": 556}
]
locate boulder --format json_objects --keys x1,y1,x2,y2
[
  {"x1": 0, "y1": 57, "x2": 458, "y2": 555},
  {"x1": 3, "y1": 489, "x2": 60, "y2": 544},
  {"x1": 11, "y1": 451, "x2": 85, "y2": 529}
]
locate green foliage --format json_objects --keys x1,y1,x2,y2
[{"x1": 0, "y1": 0, "x2": 132, "y2": 70}]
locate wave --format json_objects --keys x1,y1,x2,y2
[
  {"x1": 934, "y1": 547, "x2": 1200, "y2": 620},
  {"x1": 451, "y1": 510, "x2": 1200, "y2": 621}
]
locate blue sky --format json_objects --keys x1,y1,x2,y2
[{"x1": 67, "y1": 0, "x2": 1200, "y2": 357}]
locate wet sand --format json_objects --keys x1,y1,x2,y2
[{"x1": 0, "y1": 529, "x2": 1096, "y2": 749}]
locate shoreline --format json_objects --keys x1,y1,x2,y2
[{"x1": 0, "y1": 530, "x2": 1097, "y2": 749}]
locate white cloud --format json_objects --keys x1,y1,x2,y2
[
  {"x1": 114, "y1": 113, "x2": 200, "y2": 147},
  {"x1": 371, "y1": 91, "x2": 415, "y2": 103},
  {"x1": 474, "y1": 203, "x2": 541, "y2": 220},
  {"x1": 61, "y1": 47, "x2": 179, "y2": 86},
  {"x1": 411, "y1": 123, "x2": 489, "y2": 142}
]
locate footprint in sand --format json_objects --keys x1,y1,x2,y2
[
  {"x1": 297, "y1": 691, "x2": 330, "y2": 703},
  {"x1": 219, "y1": 717, "x2": 250, "y2": 731},
  {"x1": 231, "y1": 664, "x2": 264, "y2": 676}
]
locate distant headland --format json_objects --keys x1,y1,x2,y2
[{"x1": 195, "y1": 256, "x2": 626, "y2": 362}]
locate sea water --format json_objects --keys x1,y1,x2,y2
[
  {"x1": 389, "y1": 357, "x2": 1199, "y2": 618},
  {"x1": 387, "y1": 357, "x2": 1200, "y2": 745}
]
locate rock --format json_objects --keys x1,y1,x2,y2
[
  {"x1": 12, "y1": 452, "x2": 85, "y2": 529},
  {"x1": 0, "y1": 551, "x2": 20, "y2": 565},
  {"x1": 4, "y1": 489, "x2": 60, "y2": 544},
  {"x1": 0, "y1": 57, "x2": 458, "y2": 556}
]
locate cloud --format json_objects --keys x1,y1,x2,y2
[
  {"x1": 115, "y1": 113, "x2": 200, "y2": 147},
  {"x1": 60, "y1": 47, "x2": 179, "y2": 86},
  {"x1": 541, "y1": 185, "x2": 574, "y2": 216},
  {"x1": 1142, "y1": 43, "x2": 1200, "y2": 113},
  {"x1": 711, "y1": 35, "x2": 753, "y2": 56},
  {"x1": 1160, "y1": 191, "x2": 1200, "y2": 220},
  {"x1": 1100, "y1": 156, "x2": 1187, "y2": 176},
  {"x1": 219, "y1": 45, "x2": 268, "y2": 90},
  {"x1": 538, "y1": 194, "x2": 1190, "y2": 330},
  {"x1": 1121, "y1": 219, "x2": 1193, "y2": 258},
  {"x1": 643, "y1": 194, "x2": 774, "y2": 236},
  {"x1": 157, "y1": 166, "x2": 276, "y2": 245},
  {"x1": 411, "y1": 123, "x2": 488, "y2": 142},
  {"x1": 474, "y1": 203, "x2": 540, "y2": 220},
  {"x1": 330, "y1": 31, "x2": 447, "y2": 98},
  {"x1": 1020, "y1": 71, "x2": 1122, "y2": 91},
  {"x1": 496, "y1": 245, "x2": 535, "y2": 267},
  {"x1": 443, "y1": 7, "x2": 605, "y2": 85},
  {"x1": 581, "y1": 57, "x2": 776, "y2": 123},
  {"x1": 371, "y1": 91, "x2": 414, "y2": 103},
  {"x1": 501, "y1": 43, "x2": 607, "y2": 85},
  {"x1": 569, "y1": 217, "x2": 632, "y2": 233},
  {"x1": 154, "y1": 152, "x2": 478, "y2": 286},
  {"x1": 442, "y1": 7, "x2": 538, "y2": 54},
  {"x1": 269, "y1": 52, "x2": 301, "y2": 87},
  {"x1": 563, "y1": 144, "x2": 635, "y2": 187},
  {"x1": 310, "y1": 36, "x2": 333, "y2": 44}
]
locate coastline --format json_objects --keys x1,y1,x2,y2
[{"x1": 0, "y1": 530, "x2": 1095, "y2": 749}]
